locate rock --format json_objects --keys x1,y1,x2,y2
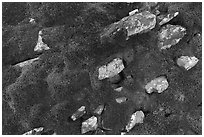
[
  {"x1": 23, "y1": 127, "x2": 44, "y2": 135},
  {"x1": 125, "y1": 110, "x2": 145, "y2": 132},
  {"x1": 14, "y1": 57, "x2": 39, "y2": 68},
  {"x1": 100, "y1": 10, "x2": 156, "y2": 41},
  {"x1": 114, "y1": 87, "x2": 123, "y2": 92},
  {"x1": 177, "y1": 56, "x2": 199, "y2": 70},
  {"x1": 158, "y1": 24, "x2": 186, "y2": 50},
  {"x1": 81, "y1": 116, "x2": 98, "y2": 134},
  {"x1": 158, "y1": 11, "x2": 179, "y2": 26},
  {"x1": 94, "y1": 105, "x2": 105, "y2": 115},
  {"x1": 129, "y1": 9, "x2": 139, "y2": 16},
  {"x1": 34, "y1": 30, "x2": 50, "y2": 52},
  {"x1": 71, "y1": 106, "x2": 86, "y2": 121},
  {"x1": 115, "y1": 97, "x2": 127, "y2": 104},
  {"x1": 124, "y1": 11, "x2": 156, "y2": 37},
  {"x1": 145, "y1": 76, "x2": 169, "y2": 94},
  {"x1": 98, "y1": 58, "x2": 125, "y2": 80}
]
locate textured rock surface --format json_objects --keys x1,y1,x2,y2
[{"x1": 2, "y1": 2, "x2": 202, "y2": 135}]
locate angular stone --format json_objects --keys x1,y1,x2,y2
[
  {"x1": 124, "y1": 11, "x2": 156, "y2": 37},
  {"x1": 14, "y1": 57, "x2": 39, "y2": 68},
  {"x1": 81, "y1": 116, "x2": 98, "y2": 134},
  {"x1": 158, "y1": 12, "x2": 179, "y2": 26},
  {"x1": 23, "y1": 127, "x2": 44, "y2": 135},
  {"x1": 71, "y1": 106, "x2": 86, "y2": 121},
  {"x1": 158, "y1": 24, "x2": 186, "y2": 50},
  {"x1": 98, "y1": 58, "x2": 124, "y2": 80},
  {"x1": 115, "y1": 97, "x2": 127, "y2": 104},
  {"x1": 177, "y1": 56, "x2": 199, "y2": 70},
  {"x1": 34, "y1": 30, "x2": 50, "y2": 52},
  {"x1": 114, "y1": 87, "x2": 123, "y2": 92},
  {"x1": 94, "y1": 105, "x2": 104, "y2": 115},
  {"x1": 125, "y1": 111, "x2": 145, "y2": 132},
  {"x1": 100, "y1": 11, "x2": 156, "y2": 41},
  {"x1": 145, "y1": 76, "x2": 169, "y2": 94}
]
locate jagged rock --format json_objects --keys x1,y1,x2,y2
[
  {"x1": 158, "y1": 24, "x2": 186, "y2": 50},
  {"x1": 98, "y1": 58, "x2": 125, "y2": 80},
  {"x1": 158, "y1": 11, "x2": 179, "y2": 26},
  {"x1": 94, "y1": 105, "x2": 105, "y2": 115},
  {"x1": 23, "y1": 127, "x2": 44, "y2": 135},
  {"x1": 14, "y1": 57, "x2": 39, "y2": 68},
  {"x1": 124, "y1": 11, "x2": 156, "y2": 37},
  {"x1": 101, "y1": 10, "x2": 156, "y2": 42},
  {"x1": 34, "y1": 30, "x2": 50, "y2": 52},
  {"x1": 177, "y1": 56, "x2": 199, "y2": 70},
  {"x1": 71, "y1": 106, "x2": 86, "y2": 121},
  {"x1": 81, "y1": 116, "x2": 98, "y2": 134},
  {"x1": 145, "y1": 76, "x2": 169, "y2": 94},
  {"x1": 125, "y1": 110, "x2": 145, "y2": 132}
]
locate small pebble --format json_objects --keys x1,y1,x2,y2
[
  {"x1": 115, "y1": 97, "x2": 127, "y2": 104},
  {"x1": 71, "y1": 106, "x2": 86, "y2": 121}
]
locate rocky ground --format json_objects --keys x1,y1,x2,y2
[{"x1": 2, "y1": 2, "x2": 202, "y2": 135}]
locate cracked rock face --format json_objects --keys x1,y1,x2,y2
[
  {"x1": 158, "y1": 24, "x2": 186, "y2": 50},
  {"x1": 98, "y1": 58, "x2": 124, "y2": 80}
]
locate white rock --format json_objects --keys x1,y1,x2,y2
[
  {"x1": 98, "y1": 58, "x2": 124, "y2": 80},
  {"x1": 115, "y1": 97, "x2": 127, "y2": 104},
  {"x1": 145, "y1": 76, "x2": 169, "y2": 94},
  {"x1": 23, "y1": 127, "x2": 44, "y2": 135},
  {"x1": 177, "y1": 56, "x2": 199, "y2": 70},
  {"x1": 158, "y1": 24, "x2": 186, "y2": 50},
  {"x1": 34, "y1": 30, "x2": 50, "y2": 52},
  {"x1": 125, "y1": 111, "x2": 145, "y2": 132},
  {"x1": 159, "y1": 12, "x2": 179, "y2": 26},
  {"x1": 71, "y1": 106, "x2": 86, "y2": 121},
  {"x1": 14, "y1": 57, "x2": 39, "y2": 68},
  {"x1": 29, "y1": 18, "x2": 36, "y2": 24},
  {"x1": 129, "y1": 9, "x2": 139, "y2": 16},
  {"x1": 81, "y1": 116, "x2": 98, "y2": 134},
  {"x1": 114, "y1": 87, "x2": 123, "y2": 92},
  {"x1": 94, "y1": 105, "x2": 104, "y2": 115},
  {"x1": 125, "y1": 11, "x2": 156, "y2": 37}
]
